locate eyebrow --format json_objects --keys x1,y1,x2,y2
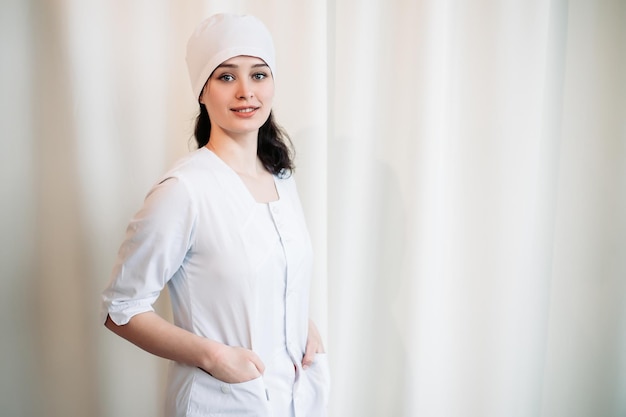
[{"x1": 216, "y1": 62, "x2": 269, "y2": 70}]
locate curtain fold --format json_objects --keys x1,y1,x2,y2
[{"x1": 1, "y1": 1, "x2": 624, "y2": 416}]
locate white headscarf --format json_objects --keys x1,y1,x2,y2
[{"x1": 186, "y1": 13, "x2": 276, "y2": 100}]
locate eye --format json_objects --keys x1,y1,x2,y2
[
  {"x1": 218, "y1": 74, "x2": 235, "y2": 82},
  {"x1": 252, "y1": 72, "x2": 268, "y2": 81}
]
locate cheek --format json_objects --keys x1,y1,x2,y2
[
  {"x1": 204, "y1": 92, "x2": 228, "y2": 114},
  {"x1": 260, "y1": 80, "x2": 275, "y2": 100},
  {"x1": 260, "y1": 87, "x2": 275, "y2": 105}
]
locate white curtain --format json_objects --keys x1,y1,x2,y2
[{"x1": 1, "y1": 1, "x2": 624, "y2": 417}]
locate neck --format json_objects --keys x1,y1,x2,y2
[{"x1": 206, "y1": 130, "x2": 264, "y2": 177}]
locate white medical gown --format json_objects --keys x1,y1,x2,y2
[{"x1": 102, "y1": 148, "x2": 329, "y2": 416}]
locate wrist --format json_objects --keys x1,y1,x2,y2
[{"x1": 197, "y1": 338, "x2": 224, "y2": 373}]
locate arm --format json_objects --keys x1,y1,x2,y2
[
  {"x1": 103, "y1": 179, "x2": 263, "y2": 383},
  {"x1": 302, "y1": 319, "x2": 325, "y2": 369},
  {"x1": 105, "y1": 312, "x2": 264, "y2": 383}
]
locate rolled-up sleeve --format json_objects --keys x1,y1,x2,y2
[{"x1": 101, "y1": 176, "x2": 197, "y2": 325}]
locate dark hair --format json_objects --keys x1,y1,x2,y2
[{"x1": 194, "y1": 104, "x2": 295, "y2": 177}]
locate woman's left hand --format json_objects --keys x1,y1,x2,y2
[{"x1": 302, "y1": 319, "x2": 325, "y2": 370}]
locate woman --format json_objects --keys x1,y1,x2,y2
[{"x1": 102, "y1": 13, "x2": 329, "y2": 417}]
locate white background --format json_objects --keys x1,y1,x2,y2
[{"x1": 1, "y1": 1, "x2": 625, "y2": 416}]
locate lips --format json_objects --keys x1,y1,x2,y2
[
  {"x1": 230, "y1": 106, "x2": 260, "y2": 119},
  {"x1": 231, "y1": 106, "x2": 259, "y2": 113}
]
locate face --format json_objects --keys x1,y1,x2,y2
[{"x1": 200, "y1": 55, "x2": 274, "y2": 139}]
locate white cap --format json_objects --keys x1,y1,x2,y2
[{"x1": 186, "y1": 13, "x2": 276, "y2": 100}]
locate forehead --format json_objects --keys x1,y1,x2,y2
[{"x1": 218, "y1": 55, "x2": 268, "y2": 67}]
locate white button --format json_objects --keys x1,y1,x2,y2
[{"x1": 221, "y1": 385, "x2": 231, "y2": 394}]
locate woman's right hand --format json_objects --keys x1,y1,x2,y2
[
  {"x1": 203, "y1": 344, "x2": 265, "y2": 384},
  {"x1": 104, "y1": 313, "x2": 264, "y2": 384}
]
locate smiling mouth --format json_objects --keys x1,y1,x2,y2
[{"x1": 232, "y1": 107, "x2": 258, "y2": 113}]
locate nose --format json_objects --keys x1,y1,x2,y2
[{"x1": 236, "y1": 79, "x2": 254, "y2": 99}]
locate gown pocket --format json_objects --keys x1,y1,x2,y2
[
  {"x1": 187, "y1": 369, "x2": 273, "y2": 417},
  {"x1": 295, "y1": 353, "x2": 331, "y2": 416}
]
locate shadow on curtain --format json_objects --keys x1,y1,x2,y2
[{"x1": 1, "y1": 1, "x2": 624, "y2": 417}]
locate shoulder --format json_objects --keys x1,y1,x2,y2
[
  {"x1": 140, "y1": 149, "x2": 212, "y2": 207},
  {"x1": 152, "y1": 148, "x2": 225, "y2": 192},
  {"x1": 276, "y1": 172, "x2": 299, "y2": 191},
  {"x1": 160, "y1": 148, "x2": 217, "y2": 180},
  {"x1": 275, "y1": 173, "x2": 303, "y2": 206},
  {"x1": 275, "y1": 171, "x2": 296, "y2": 186}
]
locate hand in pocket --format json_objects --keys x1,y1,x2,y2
[{"x1": 203, "y1": 345, "x2": 265, "y2": 383}]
